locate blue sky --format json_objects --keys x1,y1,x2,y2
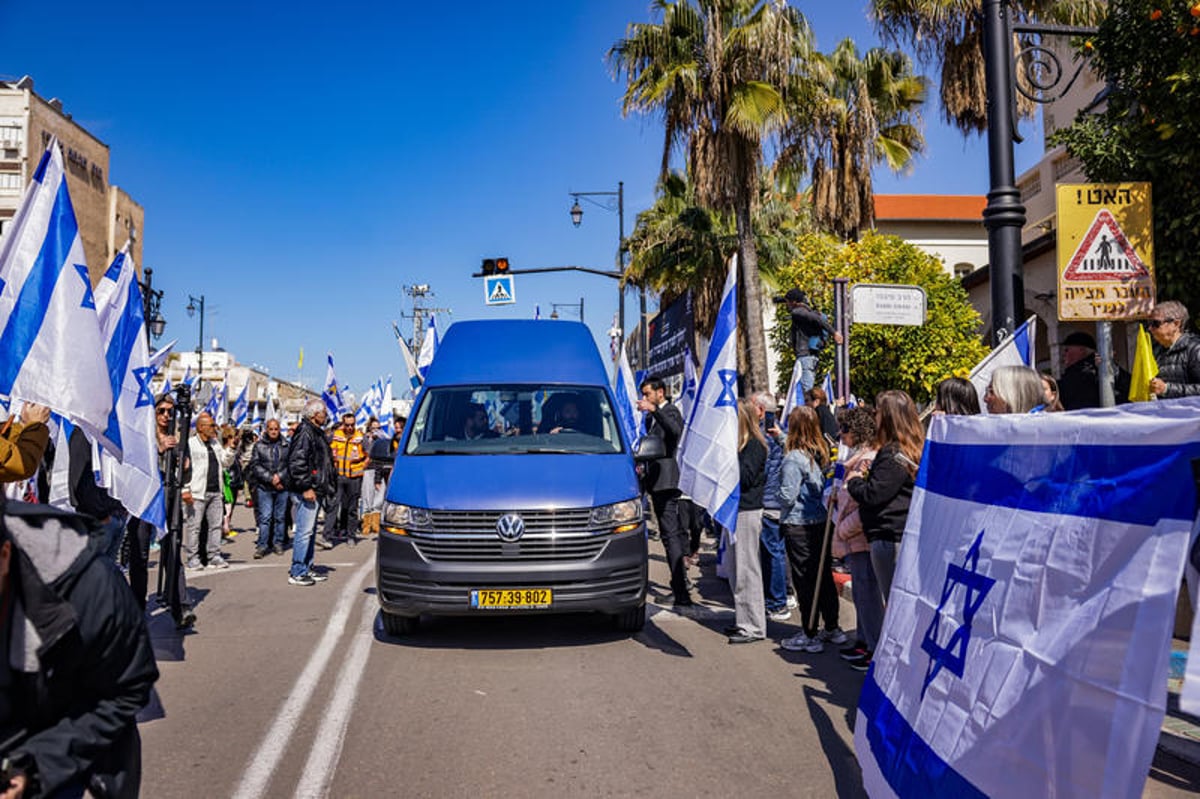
[{"x1": 1, "y1": 1, "x2": 1045, "y2": 397}]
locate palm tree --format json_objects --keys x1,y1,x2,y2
[
  {"x1": 871, "y1": 0, "x2": 1106, "y2": 134},
  {"x1": 625, "y1": 171, "x2": 808, "y2": 336},
  {"x1": 777, "y1": 38, "x2": 928, "y2": 240},
  {"x1": 609, "y1": 0, "x2": 816, "y2": 391}
]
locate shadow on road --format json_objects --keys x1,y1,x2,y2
[
  {"x1": 802, "y1": 684, "x2": 866, "y2": 796},
  {"x1": 372, "y1": 610, "x2": 649, "y2": 650}
]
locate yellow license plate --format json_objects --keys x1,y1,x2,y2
[{"x1": 470, "y1": 588, "x2": 553, "y2": 609}]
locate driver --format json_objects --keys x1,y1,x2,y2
[
  {"x1": 549, "y1": 400, "x2": 581, "y2": 434},
  {"x1": 463, "y1": 403, "x2": 499, "y2": 440}
]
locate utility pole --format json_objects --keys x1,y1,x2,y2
[{"x1": 401, "y1": 284, "x2": 451, "y2": 350}]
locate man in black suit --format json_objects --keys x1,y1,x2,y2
[{"x1": 637, "y1": 376, "x2": 695, "y2": 609}]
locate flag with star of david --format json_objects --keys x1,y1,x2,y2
[
  {"x1": 677, "y1": 255, "x2": 740, "y2": 536},
  {"x1": 90, "y1": 243, "x2": 167, "y2": 527},
  {"x1": 855, "y1": 399, "x2": 1200, "y2": 798},
  {"x1": 0, "y1": 137, "x2": 114, "y2": 450}
]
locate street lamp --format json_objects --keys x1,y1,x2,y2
[
  {"x1": 568, "y1": 182, "x2": 648, "y2": 367},
  {"x1": 186, "y1": 294, "x2": 205, "y2": 379},
  {"x1": 139, "y1": 267, "x2": 166, "y2": 344}
]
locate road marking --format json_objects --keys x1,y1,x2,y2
[
  {"x1": 185, "y1": 561, "x2": 360, "y2": 578},
  {"x1": 230, "y1": 558, "x2": 374, "y2": 799},
  {"x1": 292, "y1": 598, "x2": 378, "y2": 799}
]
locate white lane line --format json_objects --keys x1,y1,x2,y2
[
  {"x1": 230, "y1": 558, "x2": 375, "y2": 799},
  {"x1": 292, "y1": 598, "x2": 378, "y2": 799}
]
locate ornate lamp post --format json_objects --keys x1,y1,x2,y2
[{"x1": 186, "y1": 294, "x2": 205, "y2": 379}]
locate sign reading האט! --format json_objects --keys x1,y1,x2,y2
[{"x1": 1056, "y1": 183, "x2": 1154, "y2": 321}]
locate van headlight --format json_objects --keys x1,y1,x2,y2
[
  {"x1": 590, "y1": 499, "x2": 642, "y2": 532},
  {"x1": 382, "y1": 502, "x2": 433, "y2": 532}
]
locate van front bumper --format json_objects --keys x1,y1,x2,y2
[{"x1": 375, "y1": 524, "x2": 648, "y2": 617}]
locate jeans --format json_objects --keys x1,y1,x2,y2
[
  {"x1": 291, "y1": 496, "x2": 319, "y2": 578},
  {"x1": 759, "y1": 514, "x2": 789, "y2": 611},
  {"x1": 870, "y1": 539, "x2": 899, "y2": 602},
  {"x1": 96, "y1": 512, "x2": 128, "y2": 562},
  {"x1": 798, "y1": 354, "x2": 818, "y2": 395},
  {"x1": 256, "y1": 487, "x2": 288, "y2": 550},
  {"x1": 783, "y1": 520, "x2": 839, "y2": 636},
  {"x1": 846, "y1": 551, "x2": 884, "y2": 652},
  {"x1": 183, "y1": 492, "x2": 224, "y2": 567}
]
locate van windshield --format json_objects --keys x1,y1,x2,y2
[{"x1": 404, "y1": 385, "x2": 625, "y2": 455}]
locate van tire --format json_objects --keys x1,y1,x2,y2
[
  {"x1": 612, "y1": 604, "x2": 646, "y2": 633},
  {"x1": 382, "y1": 611, "x2": 420, "y2": 636}
]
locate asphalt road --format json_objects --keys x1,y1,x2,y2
[{"x1": 136, "y1": 505, "x2": 1200, "y2": 798}]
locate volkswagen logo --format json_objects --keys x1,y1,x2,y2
[{"x1": 495, "y1": 513, "x2": 525, "y2": 542}]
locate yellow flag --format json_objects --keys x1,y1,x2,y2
[
  {"x1": 298, "y1": 347, "x2": 304, "y2": 371},
  {"x1": 1128, "y1": 324, "x2": 1158, "y2": 402}
]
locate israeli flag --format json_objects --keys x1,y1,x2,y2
[
  {"x1": 160, "y1": 376, "x2": 173, "y2": 397},
  {"x1": 0, "y1": 139, "x2": 113, "y2": 449},
  {"x1": 265, "y1": 394, "x2": 278, "y2": 422},
  {"x1": 780, "y1": 358, "x2": 804, "y2": 429},
  {"x1": 91, "y1": 245, "x2": 165, "y2": 526},
  {"x1": 855, "y1": 399, "x2": 1200, "y2": 798},
  {"x1": 969, "y1": 314, "x2": 1037, "y2": 414},
  {"x1": 417, "y1": 315, "x2": 439, "y2": 378},
  {"x1": 677, "y1": 346, "x2": 699, "y2": 424},
  {"x1": 215, "y1": 377, "x2": 229, "y2": 425},
  {"x1": 379, "y1": 376, "x2": 395, "y2": 436},
  {"x1": 147, "y1": 339, "x2": 175, "y2": 376},
  {"x1": 322, "y1": 352, "x2": 344, "y2": 417},
  {"x1": 181, "y1": 364, "x2": 197, "y2": 387},
  {"x1": 677, "y1": 256, "x2": 740, "y2": 537},
  {"x1": 612, "y1": 349, "x2": 641, "y2": 449},
  {"x1": 231, "y1": 382, "x2": 248, "y2": 428}
]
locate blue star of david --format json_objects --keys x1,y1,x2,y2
[
  {"x1": 0, "y1": 276, "x2": 6, "y2": 295},
  {"x1": 920, "y1": 529, "x2": 995, "y2": 699},
  {"x1": 103, "y1": 258, "x2": 123, "y2": 282},
  {"x1": 75, "y1": 265, "x2": 95, "y2": 309},
  {"x1": 714, "y1": 369, "x2": 738, "y2": 408},
  {"x1": 131, "y1": 366, "x2": 155, "y2": 408}
]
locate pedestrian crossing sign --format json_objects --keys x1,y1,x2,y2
[
  {"x1": 1056, "y1": 182, "x2": 1154, "y2": 321},
  {"x1": 484, "y1": 275, "x2": 515, "y2": 305}
]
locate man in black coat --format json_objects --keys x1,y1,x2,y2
[
  {"x1": 284, "y1": 400, "x2": 336, "y2": 586},
  {"x1": 249, "y1": 419, "x2": 290, "y2": 559},
  {"x1": 0, "y1": 501, "x2": 158, "y2": 799},
  {"x1": 637, "y1": 377, "x2": 695, "y2": 609},
  {"x1": 1058, "y1": 330, "x2": 1131, "y2": 409}
]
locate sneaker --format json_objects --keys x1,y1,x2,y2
[
  {"x1": 844, "y1": 649, "x2": 871, "y2": 664},
  {"x1": 767, "y1": 607, "x2": 792, "y2": 622},
  {"x1": 253, "y1": 548, "x2": 267, "y2": 560},
  {"x1": 780, "y1": 632, "x2": 813, "y2": 651},
  {"x1": 848, "y1": 653, "x2": 873, "y2": 672},
  {"x1": 306, "y1": 570, "x2": 329, "y2": 582},
  {"x1": 786, "y1": 594, "x2": 798, "y2": 610},
  {"x1": 185, "y1": 561, "x2": 205, "y2": 572},
  {"x1": 175, "y1": 609, "x2": 196, "y2": 630},
  {"x1": 288, "y1": 573, "x2": 316, "y2": 586},
  {"x1": 821, "y1": 628, "x2": 849, "y2": 645},
  {"x1": 840, "y1": 645, "x2": 869, "y2": 661},
  {"x1": 315, "y1": 536, "x2": 334, "y2": 551},
  {"x1": 272, "y1": 544, "x2": 285, "y2": 556},
  {"x1": 801, "y1": 637, "x2": 825, "y2": 653},
  {"x1": 208, "y1": 556, "x2": 230, "y2": 569}
]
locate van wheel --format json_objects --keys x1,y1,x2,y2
[
  {"x1": 382, "y1": 611, "x2": 419, "y2": 636},
  {"x1": 612, "y1": 604, "x2": 646, "y2": 633}
]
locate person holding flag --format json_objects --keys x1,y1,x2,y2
[{"x1": 725, "y1": 400, "x2": 768, "y2": 644}]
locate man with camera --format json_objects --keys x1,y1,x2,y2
[{"x1": 776, "y1": 288, "x2": 842, "y2": 395}]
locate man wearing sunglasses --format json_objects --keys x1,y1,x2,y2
[{"x1": 1148, "y1": 300, "x2": 1200, "y2": 399}]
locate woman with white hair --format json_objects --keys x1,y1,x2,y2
[{"x1": 985, "y1": 365, "x2": 1047, "y2": 414}]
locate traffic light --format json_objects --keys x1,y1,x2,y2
[{"x1": 480, "y1": 257, "x2": 510, "y2": 275}]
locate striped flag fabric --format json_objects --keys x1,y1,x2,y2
[
  {"x1": 855, "y1": 399, "x2": 1200, "y2": 798},
  {"x1": 968, "y1": 315, "x2": 1037, "y2": 414},
  {"x1": 677, "y1": 255, "x2": 741, "y2": 538},
  {"x1": 231, "y1": 382, "x2": 249, "y2": 427},
  {"x1": 0, "y1": 138, "x2": 113, "y2": 449},
  {"x1": 612, "y1": 348, "x2": 641, "y2": 449},
  {"x1": 417, "y1": 315, "x2": 439, "y2": 379},
  {"x1": 322, "y1": 352, "x2": 344, "y2": 417}
]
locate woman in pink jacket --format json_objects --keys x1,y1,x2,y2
[{"x1": 832, "y1": 405, "x2": 881, "y2": 669}]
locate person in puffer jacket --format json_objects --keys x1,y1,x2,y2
[{"x1": 831, "y1": 405, "x2": 880, "y2": 666}]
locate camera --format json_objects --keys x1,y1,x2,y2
[{"x1": 771, "y1": 295, "x2": 787, "y2": 304}]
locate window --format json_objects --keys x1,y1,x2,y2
[
  {"x1": 405, "y1": 385, "x2": 623, "y2": 455},
  {"x1": 0, "y1": 172, "x2": 22, "y2": 192}
]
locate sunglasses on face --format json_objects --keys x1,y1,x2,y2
[
  {"x1": 156, "y1": 407, "x2": 172, "y2": 415},
  {"x1": 1148, "y1": 318, "x2": 1175, "y2": 329}
]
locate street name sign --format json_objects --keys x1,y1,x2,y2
[
  {"x1": 1056, "y1": 182, "x2": 1154, "y2": 321},
  {"x1": 850, "y1": 283, "x2": 927, "y2": 326},
  {"x1": 484, "y1": 275, "x2": 516, "y2": 305}
]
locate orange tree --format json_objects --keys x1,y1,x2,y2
[{"x1": 770, "y1": 231, "x2": 989, "y2": 405}]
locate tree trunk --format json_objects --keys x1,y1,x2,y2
[{"x1": 734, "y1": 195, "x2": 770, "y2": 392}]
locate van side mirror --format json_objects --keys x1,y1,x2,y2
[{"x1": 633, "y1": 436, "x2": 666, "y2": 463}]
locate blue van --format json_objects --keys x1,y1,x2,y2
[{"x1": 376, "y1": 319, "x2": 648, "y2": 635}]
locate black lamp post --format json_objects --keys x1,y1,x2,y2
[
  {"x1": 186, "y1": 294, "x2": 205, "y2": 379},
  {"x1": 981, "y1": 0, "x2": 1096, "y2": 345},
  {"x1": 139, "y1": 267, "x2": 166, "y2": 345},
  {"x1": 569, "y1": 182, "x2": 647, "y2": 366}
]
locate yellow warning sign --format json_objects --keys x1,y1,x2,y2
[{"x1": 1056, "y1": 183, "x2": 1154, "y2": 321}]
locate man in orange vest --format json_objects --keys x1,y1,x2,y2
[{"x1": 322, "y1": 412, "x2": 367, "y2": 546}]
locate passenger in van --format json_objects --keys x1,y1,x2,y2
[{"x1": 462, "y1": 403, "x2": 499, "y2": 440}]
